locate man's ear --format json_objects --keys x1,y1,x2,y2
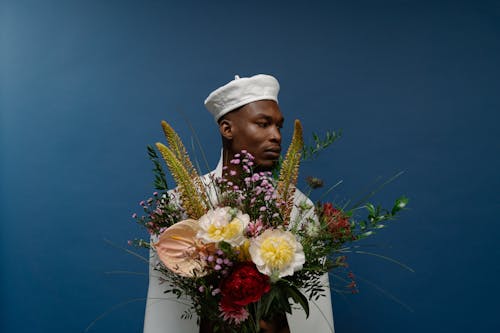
[{"x1": 219, "y1": 119, "x2": 234, "y2": 140}]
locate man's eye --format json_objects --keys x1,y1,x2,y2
[{"x1": 257, "y1": 122, "x2": 268, "y2": 128}]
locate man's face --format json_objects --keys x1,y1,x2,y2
[{"x1": 221, "y1": 100, "x2": 284, "y2": 170}]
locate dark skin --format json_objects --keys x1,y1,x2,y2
[
  {"x1": 199, "y1": 100, "x2": 290, "y2": 333},
  {"x1": 219, "y1": 100, "x2": 284, "y2": 172},
  {"x1": 199, "y1": 313, "x2": 288, "y2": 333}
]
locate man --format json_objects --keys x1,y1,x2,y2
[{"x1": 143, "y1": 74, "x2": 335, "y2": 333}]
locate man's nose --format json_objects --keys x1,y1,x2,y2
[{"x1": 270, "y1": 125, "x2": 282, "y2": 144}]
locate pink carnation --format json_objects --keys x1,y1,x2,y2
[{"x1": 219, "y1": 302, "x2": 249, "y2": 325}]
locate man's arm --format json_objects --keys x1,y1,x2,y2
[
  {"x1": 286, "y1": 189, "x2": 335, "y2": 333},
  {"x1": 143, "y1": 245, "x2": 198, "y2": 333}
]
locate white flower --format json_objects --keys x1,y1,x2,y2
[
  {"x1": 197, "y1": 207, "x2": 250, "y2": 246},
  {"x1": 302, "y1": 215, "x2": 321, "y2": 237},
  {"x1": 249, "y1": 229, "x2": 305, "y2": 279},
  {"x1": 305, "y1": 222, "x2": 320, "y2": 237}
]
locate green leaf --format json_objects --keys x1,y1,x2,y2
[
  {"x1": 359, "y1": 221, "x2": 367, "y2": 230},
  {"x1": 218, "y1": 241, "x2": 232, "y2": 254},
  {"x1": 365, "y1": 203, "x2": 375, "y2": 215},
  {"x1": 262, "y1": 288, "x2": 278, "y2": 316},
  {"x1": 392, "y1": 196, "x2": 409, "y2": 215},
  {"x1": 147, "y1": 145, "x2": 169, "y2": 191},
  {"x1": 286, "y1": 284, "x2": 309, "y2": 318},
  {"x1": 301, "y1": 130, "x2": 341, "y2": 161},
  {"x1": 279, "y1": 293, "x2": 292, "y2": 314},
  {"x1": 361, "y1": 231, "x2": 374, "y2": 237}
]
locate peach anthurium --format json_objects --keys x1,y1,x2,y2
[{"x1": 155, "y1": 219, "x2": 213, "y2": 277}]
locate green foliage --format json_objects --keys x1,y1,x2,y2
[
  {"x1": 259, "y1": 280, "x2": 309, "y2": 319},
  {"x1": 147, "y1": 145, "x2": 169, "y2": 191},
  {"x1": 302, "y1": 130, "x2": 341, "y2": 161},
  {"x1": 218, "y1": 241, "x2": 232, "y2": 255},
  {"x1": 356, "y1": 196, "x2": 409, "y2": 238}
]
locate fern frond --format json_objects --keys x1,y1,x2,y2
[
  {"x1": 277, "y1": 119, "x2": 304, "y2": 223},
  {"x1": 156, "y1": 142, "x2": 207, "y2": 219},
  {"x1": 160, "y1": 120, "x2": 209, "y2": 207}
]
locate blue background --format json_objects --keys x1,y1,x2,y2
[{"x1": 1, "y1": 0, "x2": 499, "y2": 332}]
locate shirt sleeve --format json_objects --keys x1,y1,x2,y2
[
  {"x1": 143, "y1": 246, "x2": 199, "y2": 333},
  {"x1": 143, "y1": 190, "x2": 199, "y2": 333},
  {"x1": 287, "y1": 188, "x2": 336, "y2": 332}
]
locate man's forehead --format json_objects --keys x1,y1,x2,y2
[{"x1": 236, "y1": 100, "x2": 283, "y2": 120}]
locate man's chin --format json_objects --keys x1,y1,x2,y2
[{"x1": 254, "y1": 159, "x2": 279, "y2": 172}]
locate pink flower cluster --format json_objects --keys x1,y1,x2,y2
[
  {"x1": 131, "y1": 191, "x2": 181, "y2": 235},
  {"x1": 217, "y1": 151, "x2": 284, "y2": 230},
  {"x1": 199, "y1": 249, "x2": 233, "y2": 277}
]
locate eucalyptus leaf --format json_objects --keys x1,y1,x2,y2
[
  {"x1": 365, "y1": 203, "x2": 375, "y2": 215},
  {"x1": 361, "y1": 231, "x2": 374, "y2": 237},
  {"x1": 392, "y1": 196, "x2": 409, "y2": 215}
]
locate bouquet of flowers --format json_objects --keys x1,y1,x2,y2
[{"x1": 132, "y1": 120, "x2": 408, "y2": 332}]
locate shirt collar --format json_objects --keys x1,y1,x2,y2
[{"x1": 214, "y1": 148, "x2": 224, "y2": 177}]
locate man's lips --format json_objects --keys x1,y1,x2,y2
[{"x1": 263, "y1": 147, "x2": 281, "y2": 157}]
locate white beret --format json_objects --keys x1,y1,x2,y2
[{"x1": 204, "y1": 74, "x2": 280, "y2": 122}]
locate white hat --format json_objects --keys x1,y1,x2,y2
[{"x1": 204, "y1": 74, "x2": 280, "y2": 122}]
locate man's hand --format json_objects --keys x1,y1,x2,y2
[
  {"x1": 199, "y1": 315, "x2": 290, "y2": 333},
  {"x1": 259, "y1": 313, "x2": 290, "y2": 333}
]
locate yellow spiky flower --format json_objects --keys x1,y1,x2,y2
[
  {"x1": 156, "y1": 143, "x2": 207, "y2": 219},
  {"x1": 160, "y1": 120, "x2": 209, "y2": 208},
  {"x1": 161, "y1": 121, "x2": 197, "y2": 178},
  {"x1": 277, "y1": 119, "x2": 304, "y2": 223}
]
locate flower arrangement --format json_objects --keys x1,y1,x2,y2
[{"x1": 132, "y1": 120, "x2": 408, "y2": 332}]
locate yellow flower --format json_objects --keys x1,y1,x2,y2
[
  {"x1": 249, "y1": 229, "x2": 305, "y2": 278},
  {"x1": 237, "y1": 239, "x2": 252, "y2": 261},
  {"x1": 197, "y1": 207, "x2": 250, "y2": 246}
]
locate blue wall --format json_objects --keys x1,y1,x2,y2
[{"x1": 1, "y1": 0, "x2": 499, "y2": 332}]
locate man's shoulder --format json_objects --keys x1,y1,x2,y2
[{"x1": 293, "y1": 187, "x2": 313, "y2": 205}]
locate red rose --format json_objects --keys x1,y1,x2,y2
[
  {"x1": 322, "y1": 203, "x2": 352, "y2": 240},
  {"x1": 220, "y1": 262, "x2": 270, "y2": 307}
]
